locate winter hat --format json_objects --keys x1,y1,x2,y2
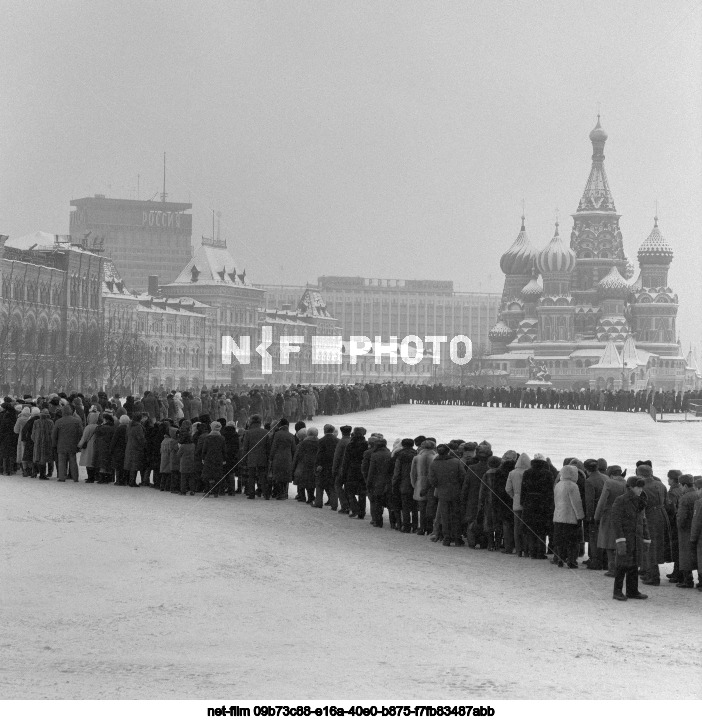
[
  {"x1": 340, "y1": 425, "x2": 352, "y2": 435},
  {"x1": 421, "y1": 439, "x2": 436, "y2": 450},
  {"x1": 626, "y1": 476, "x2": 645, "y2": 488},
  {"x1": 569, "y1": 458, "x2": 585, "y2": 472},
  {"x1": 533, "y1": 453, "x2": 547, "y2": 461},
  {"x1": 226, "y1": 420, "x2": 237, "y2": 427},
  {"x1": 463, "y1": 441, "x2": 478, "y2": 451},
  {"x1": 607, "y1": 465, "x2": 624, "y2": 477},
  {"x1": 119, "y1": 414, "x2": 130, "y2": 425},
  {"x1": 352, "y1": 427, "x2": 366, "y2": 437},
  {"x1": 40, "y1": 408, "x2": 50, "y2": 417},
  {"x1": 584, "y1": 459, "x2": 598, "y2": 472},
  {"x1": 307, "y1": 427, "x2": 318, "y2": 437},
  {"x1": 636, "y1": 465, "x2": 653, "y2": 478},
  {"x1": 16, "y1": 405, "x2": 25, "y2": 413},
  {"x1": 436, "y1": 444, "x2": 450, "y2": 456},
  {"x1": 487, "y1": 456, "x2": 501, "y2": 469},
  {"x1": 323, "y1": 424, "x2": 335, "y2": 434},
  {"x1": 636, "y1": 459, "x2": 653, "y2": 468},
  {"x1": 401, "y1": 438, "x2": 414, "y2": 448},
  {"x1": 502, "y1": 450, "x2": 518, "y2": 462},
  {"x1": 560, "y1": 465, "x2": 579, "y2": 483},
  {"x1": 413, "y1": 435, "x2": 426, "y2": 448},
  {"x1": 210, "y1": 421, "x2": 222, "y2": 432},
  {"x1": 679, "y1": 474, "x2": 694, "y2": 487},
  {"x1": 30, "y1": 407, "x2": 40, "y2": 416},
  {"x1": 667, "y1": 469, "x2": 682, "y2": 480},
  {"x1": 597, "y1": 458, "x2": 608, "y2": 472}
]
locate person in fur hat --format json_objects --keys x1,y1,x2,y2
[{"x1": 610, "y1": 476, "x2": 650, "y2": 601}]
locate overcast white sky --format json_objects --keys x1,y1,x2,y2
[{"x1": 1, "y1": 0, "x2": 701, "y2": 349}]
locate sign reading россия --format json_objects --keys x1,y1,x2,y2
[{"x1": 221, "y1": 331, "x2": 472, "y2": 375}]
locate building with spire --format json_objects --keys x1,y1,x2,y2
[{"x1": 485, "y1": 118, "x2": 688, "y2": 391}]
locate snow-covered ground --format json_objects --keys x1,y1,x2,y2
[{"x1": 2, "y1": 406, "x2": 700, "y2": 700}]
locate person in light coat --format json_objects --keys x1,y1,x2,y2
[
  {"x1": 410, "y1": 439, "x2": 437, "y2": 535},
  {"x1": 506, "y1": 452, "x2": 531, "y2": 557},
  {"x1": 553, "y1": 465, "x2": 585, "y2": 568}
]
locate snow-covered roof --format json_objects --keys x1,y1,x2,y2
[
  {"x1": 168, "y1": 240, "x2": 252, "y2": 287},
  {"x1": 5, "y1": 230, "x2": 99, "y2": 256}
]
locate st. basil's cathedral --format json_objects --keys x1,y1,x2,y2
[{"x1": 485, "y1": 117, "x2": 696, "y2": 391}]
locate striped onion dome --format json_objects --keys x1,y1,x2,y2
[
  {"x1": 489, "y1": 320, "x2": 516, "y2": 342},
  {"x1": 500, "y1": 216, "x2": 538, "y2": 275},
  {"x1": 536, "y1": 222, "x2": 576, "y2": 275},
  {"x1": 521, "y1": 266, "x2": 543, "y2": 300},
  {"x1": 637, "y1": 217, "x2": 673, "y2": 263},
  {"x1": 598, "y1": 265, "x2": 630, "y2": 299}
]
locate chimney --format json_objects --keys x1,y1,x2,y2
[{"x1": 148, "y1": 275, "x2": 159, "y2": 297}]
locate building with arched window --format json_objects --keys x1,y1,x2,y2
[{"x1": 0, "y1": 231, "x2": 103, "y2": 394}]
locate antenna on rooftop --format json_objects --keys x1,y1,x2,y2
[{"x1": 160, "y1": 152, "x2": 167, "y2": 203}]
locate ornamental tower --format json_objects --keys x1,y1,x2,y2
[
  {"x1": 630, "y1": 217, "x2": 678, "y2": 346},
  {"x1": 569, "y1": 117, "x2": 631, "y2": 339}
]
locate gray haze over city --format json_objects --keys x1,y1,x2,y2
[{"x1": 1, "y1": 0, "x2": 700, "y2": 347}]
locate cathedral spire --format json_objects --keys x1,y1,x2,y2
[{"x1": 577, "y1": 116, "x2": 616, "y2": 213}]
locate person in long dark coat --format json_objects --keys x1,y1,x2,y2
[
  {"x1": 93, "y1": 414, "x2": 116, "y2": 483},
  {"x1": 676, "y1": 475, "x2": 699, "y2": 588},
  {"x1": 0, "y1": 401, "x2": 18, "y2": 475},
  {"x1": 521, "y1": 454, "x2": 555, "y2": 559},
  {"x1": 31, "y1": 409, "x2": 54, "y2": 479},
  {"x1": 110, "y1": 415, "x2": 130, "y2": 485},
  {"x1": 340, "y1": 428, "x2": 368, "y2": 519},
  {"x1": 594, "y1": 467, "x2": 628, "y2": 575},
  {"x1": 268, "y1": 420, "x2": 295, "y2": 500},
  {"x1": 462, "y1": 443, "x2": 489, "y2": 548},
  {"x1": 221, "y1": 420, "x2": 240, "y2": 495},
  {"x1": 393, "y1": 439, "x2": 417, "y2": 533},
  {"x1": 124, "y1": 415, "x2": 146, "y2": 487},
  {"x1": 21, "y1": 409, "x2": 41, "y2": 477},
  {"x1": 610, "y1": 476, "x2": 650, "y2": 601},
  {"x1": 365, "y1": 437, "x2": 393, "y2": 528},
  {"x1": 493, "y1": 451, "x2": 518, "y2": 554},
  {"x1": 637, "y1": 464, "x2": 668, "y2": 586},
  {"x1": 313, "y1": 424, "x2": 339, "y2": 509},
  {"x1": 293, "y1": 428, "x2": 319, "y2": 504},
  {"x1": 201, "y1": 422, "x2": 226, "y2": 497}
]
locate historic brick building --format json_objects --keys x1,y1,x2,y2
[{"x1": 0, "y1": 232, "x2": 103, "y2": 394}]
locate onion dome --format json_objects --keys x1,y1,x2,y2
[
  {"x1": 489, "y1": 320, "x2": 516, "y2": 343},
  {"x1": 500, "y1": 216, "x2": 538, "y2": 275},
  {"x1": 589, "y1": 115, "x2": 608, "y2": 143},
  {"x1": 637, "y1": 217, "x2": 673, "y2": 263},
  {"x1": 597, "y1": 265, "x2": 630, "y2": 298},
  {"x1": 521, "y1": 267, "x2": 543, "y2": 300},
  {"x1": 536, "y1": 222, "x2": 576, "y2": 275}
]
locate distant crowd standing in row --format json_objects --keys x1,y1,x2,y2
[
  {"x1": 1, "y1": 383, "x2": 700, "y2": 602},
  {"x1": 408, "y1": 384, "x2": 701, "y2": 413}
]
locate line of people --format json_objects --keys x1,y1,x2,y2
[{"x1": 3, "y1": 393, "x2": 701, "y2": 602}]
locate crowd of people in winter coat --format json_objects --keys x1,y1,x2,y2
[{"x1": 2, "y1": 384, "x2": 701, "y2": 602}]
